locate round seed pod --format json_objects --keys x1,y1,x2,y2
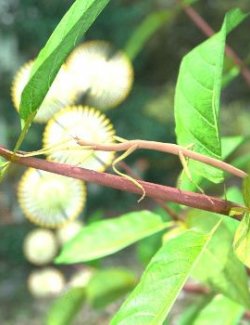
[
  {"x1": 23, "y1": 228, "x2": 58, "y2": 265},
  {"x1": 18, "y1": 168, "x2": 86, "y2": 228},
  {"x1": 68, "y1": 267, "x2": 94, "y2": 288},
  {"x1": 11, "y1": 61, "x2": 75, "y2": 123},
  {"x1": 66, "y1": 40, "x2": 133, "y2": 110},
  {"x1": 27, "y1": 267, "x2": 65, "y2": 298},
  {"x1": 56, "y1": 220, "x2": 83, "y2": 245},
  {"x1": 43, "y1": 105, "x2": 115, "y2": 171}
]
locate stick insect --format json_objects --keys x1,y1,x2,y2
[{"x1": 8, "y1": 135, "x2": 246, "y2": 202}]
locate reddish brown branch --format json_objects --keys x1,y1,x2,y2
[
  {"x1": 119, "y1": 161, "x2": 180, "y2": 220},
  {"x1": 183, "y1": 283, "x2": 210, "y2": 295},
  {"x1": 178, "y1": 1, "x2": 250, "y2": 87},
  {"x1": 0, "y1": 145, "x2": 243, "y2": 218}
]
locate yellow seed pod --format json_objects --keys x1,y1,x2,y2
[
  {"x1": 56, "y1": 220, "x2": 83, "y2": 245},
  {"x1": 27, "y1": 267, "x2": 65, "y2": 298},
  {"x1": 11, "y1": 61, "x2": 76, "y2": 123},
  {"x1": 43, "y1": 105, "x2": 115, "y2": 171},
  {"x1": 23, "y1": 228, "x2": 58, "y2": 265},
  {"x1": 18, "y1": 168, "x2": 86, "y2": 228},
  {"x1": 66, "y1": 40, "x2": 134, "y2": 110}
]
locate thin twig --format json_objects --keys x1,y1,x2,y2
[{"x1": 178, "y1": 0, "x2": 250, "y2": 87}]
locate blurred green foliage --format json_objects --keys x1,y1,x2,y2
[{"x1": 1, "y1": 0, "x2": 250, "y2": 324}]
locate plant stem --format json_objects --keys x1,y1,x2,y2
[
  {"x1": 0, "y1": 145, "x2": 243, "y2": 219},
  {"x1": 118, "y1": 161, "x2": 181, "y2": 221}
]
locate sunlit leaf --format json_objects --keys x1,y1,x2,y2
[
  {"x1": 209, "y1": 250, "x2": 250, "y2": 308},
  {"x1": 56, "y1": 211, "x2": 173, "y2": 264},
  {"x1": 86, "y1": 268, "x2": 137, "y2": 309},
  {"x1": 221, "y1": 136, "x2": 244, "y2": 158},
  {"x1": 111, "y1": 230, "x2": 213, "y2": 325},
  {"x1": 175, "y1": 9, "x2": 248, "y2": 189},
  {"x1": 233, "y1": 212, "x2": 250, "y2": 268},
  {"x1": 136, "y1": 231, "x2": 164, "y2": 266},
  {"x1": 187, "y1": 208, "x2": 250, "y2": 308},
  {"x1": 47, "y1": 287, "x2": 85, "y2": 325},
  {"x1": 178, "y1": 295, "x2": 214, "y2": 325},
  {"x1": 19, "y1": 0, "x2": 110, "y2": 121},
  {"x1": 191, "y1": 294, "x2": 244, "y2": 325},
  {"x1": 187, "y1": 212, "x2": 230, "y2": 280}
]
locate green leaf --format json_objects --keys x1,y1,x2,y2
[
  {"x1": 226, "y1": 186, "x2": 244, "y2": 206},
  {"x1": 46, "y1": 287, "x2": 85, "y2": 325},
  {"x1": 191, "y1": 294, "x2": 244, "y2": 325},
  {"x1": 243, "y1": 175, "x2": 250, "y2": 208},
  {"x1": 187, "y1": 209, "x2": 250, "y2": 308},
  {"x1": 56, "y1": 211, "x2": 173, "y2": 264},
  {"x1": 177, "y1": 295, "x2": 215, "y2": 325},
  {"x1": 222, "y1": 66, "x2": 240, "y2": 88},
  {"x1": 19, "y1": 0, "x2": 110, "y2": 121},
  {"x1": 136, "y1": 231, "x2": 164, "y2": 266},
  {"x1": 86, "y1": 268, "x2": 137, "y2": 309},
  {"x1": 187, "y1": 212, "x2": 231, "y2": 280},
  {"x1": 174, "y1": 9, "x2": 248, "y2": 189},
  {"x1": 111, "y1": 230, "x2": 213, "y2": 325},
  {"x1": 209, "y1": 249, "x2": 250, "y2": 308},
  {"x1": 125, "y1": 10, "x2": 175, "y2": 60},
  {"x1": 182, "y1": 0, "x2": 200, "y2": 4},
  {"x1": 178, "y1": 135, "x2": 244, "y2": 192},
  {"x1": 233, "y1": 212, "x2": 250, "y2": 268},
  {"x1": 221, "y1": 136, "x2": 244, "y2": 158}
]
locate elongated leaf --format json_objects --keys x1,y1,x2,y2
[
  {"x1": 175, "y1": 9, "x2": 248, "y2": 189},
  {"x1": 19, "y1": 0, "x2": 110, "y2": 121},
  {"x1": 56, "y1": 211, "x2": 173, "y2": 264},
  {"x1": 243, "y1": 175, "x2": 250, "y2": 208},
  {"x1": 86, "y1": 268, "x2": 137, "y2": 309},
  {"x1": 136, "y1": 231, "x2": 164, "y2": 266},
  {"x1": 221, "y1": 136, "x2": 244, "y2": 158},
  {"x1": 233, "y1": 212, "x2": 250, "y2": 268},
  {"x1": 187, "y1": 209, "x2": 250, "y2": 308},
  {"x1": 188, "y1": 213, "x2": 230, "y2": 281},
  {"x1": 47, "y1": 287, "x2": 85, "y2": 325},
  {"x1": 192, "y1": 294, "x2": 244, "y2": 325},
  {"x1": 125, "y1": 10, "x2": 175, "y2": 60},
  {"x1": 178, "y1": 295, "x2": 214, "y2": 325},
  {"x1": 209, "y1": 248, "x2": 250, "y2": 308},
  {"x1": 111, "y1": 230, "x2": 212, "y2": 325}
]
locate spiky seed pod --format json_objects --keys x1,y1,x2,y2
[
  {"x1": 56, "y1": 220, "x2": 83, "y2": 245},
  {"x1": 11, "y1": 61, "x2": 76, "y2": 123},
  {"x1": 18, "y1": 168, "x2": 86, "y2": 228},
  {"x1": 43, "y1": 105, "x2": 115, "y2": 171},
  {"x1": 27, "y1": 267, "x2": 65, "y2": 298},
  {"x1": 66, "y1": 40, "x2": 134, "y2": 110},
  {"x1": 23, "y1": 228, "x2": 58, "y2": 265}
]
